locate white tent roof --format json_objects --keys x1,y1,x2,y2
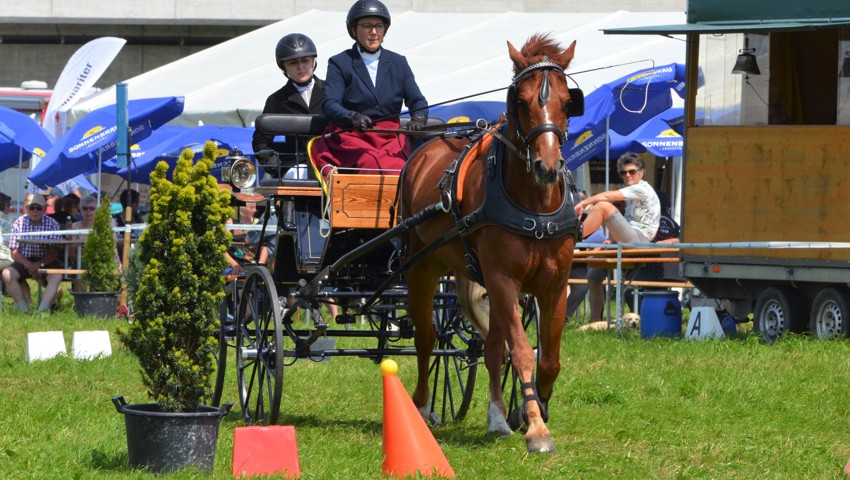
[{"x1": 69, "y1": 9, "x2": 686, "y2": 127}]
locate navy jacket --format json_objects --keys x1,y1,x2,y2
[{"x1": 322, "y1": 45, "x2": 427, "y2": 125}]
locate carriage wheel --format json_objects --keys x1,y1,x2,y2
[
  {"x1": 209, "y1": 277, "x2": 240, "y2": 407},
  {"x1": 236, "y1": 267, "x2": 284, "y2": 425},
  {"x1": 502, "y1": 294, "x2": 540, "y2": 431},
  {"x1": 428, "y1": 280, "x2": 482, "y2": 424}
]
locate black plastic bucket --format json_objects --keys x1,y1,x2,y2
[
  {"x1": 113, "y1": 396, "x2": 232, "y2": 473},
  {"x1": 72, "y1": 291, "x2": 119, "y2": 318}
]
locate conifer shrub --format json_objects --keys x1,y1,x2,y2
[
  {"x1": 81, "y1": 198, "x2": 120, "y2": 292},
  {"x1": 118, "y1": 142, "x2": 232, "y2": 412}
]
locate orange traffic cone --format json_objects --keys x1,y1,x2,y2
[{"x1": 381, "y1": 359, "x2": 455, "y2": 478}]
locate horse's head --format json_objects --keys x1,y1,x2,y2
[{"x1": 506, "y1": 34, "x2": 577, "y2": 185}]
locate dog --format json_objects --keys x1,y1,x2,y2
[{"x1": 577, "y1": 312, "x2": 640, "y2": 331}]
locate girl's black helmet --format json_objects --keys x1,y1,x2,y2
[{"x1": 275, "y1": 33, "x2": 317, "y2": 70}]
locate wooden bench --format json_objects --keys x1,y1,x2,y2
[
  {"x1": 38, "y1": 268, "x2": 85, "y2": 276},
  {"x1": 568, "y1": 246, "x2": 692, "y2": 321},
  {"x1": 35, "y1": 269, "x2": 87, "y2": 305}
]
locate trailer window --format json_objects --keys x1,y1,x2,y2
[{"x1": 696, "y1": 29, "x2": 845, "y2": 126}]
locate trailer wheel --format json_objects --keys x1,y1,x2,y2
[
  {"x1": 753, "y1": 287, "x2": 805, "y2": 344},
  {"x1": 809, "y1": 288, "x2": 850, "y2": 340}
]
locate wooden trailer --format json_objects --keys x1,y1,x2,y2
[{"x1": 606, "y1": 0, "x2": 850, "y2": 341}]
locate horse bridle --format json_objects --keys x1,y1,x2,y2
[{"x1": 506, "y1": 56, "x2": 569, "y2": 171}]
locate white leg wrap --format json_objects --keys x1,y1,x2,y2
[{"x1": 487, "y1": 401, "x2": 512, "y2": 436}]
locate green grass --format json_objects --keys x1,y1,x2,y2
[{"x1": 2, "y1": 290, "x2": 850, "y2": 479}]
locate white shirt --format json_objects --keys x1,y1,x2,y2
[
  {"x1": 294, "y1": 78, "x2": 315, "y2": 106},
  {"x1": 619, "y1": 180, "x2": 660, "y2": 241},
  {"x1": 358, "y1": 47, "x2": 381, "y2": 86}
]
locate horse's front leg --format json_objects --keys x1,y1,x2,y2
[
  {"x1": 535, "y1": 287, "x2": 568, "y2": 419},
  {"x1": 501, "y1": 295, "x2": 556, "y2": 453}
]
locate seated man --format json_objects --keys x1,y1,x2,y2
[
  {"x1": 574, "y1": 153, "x2": 660, "y2": 322},
  {"x1": 2, "y1": 194, "x2": 63, "y2": 313}
]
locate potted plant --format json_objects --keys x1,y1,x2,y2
[
  {"x1": 114, "y1": 142, "x2": 233, "y2": 473},
  {"x1": 72, "y1": 198, "x2": 121, "y2": 318}
]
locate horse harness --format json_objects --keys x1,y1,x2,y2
[{"x1": 437, "y1": 125, "x2": 581, "y2": 286}]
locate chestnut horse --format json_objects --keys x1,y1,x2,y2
[{"x1": 398, "y1": 34, "x2": 580, "y2": 453}]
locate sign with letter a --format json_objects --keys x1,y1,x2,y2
[{"x1": 685, "y1": 306, "x2": 725, "y2": 340}]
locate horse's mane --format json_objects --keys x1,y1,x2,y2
[{"x1": 514, "y1": 33, "x2": 562, "y2": 74}]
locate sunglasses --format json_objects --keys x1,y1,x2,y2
[
  {"x1": 81, "y1": 206, "x2": 97, "y2": 211},
  {"x1": 620, "y1": 168, "x2": 640, "y2": 176},
  {"x1": 28, "y1": 205, "x2": 43, "y2": 211}
]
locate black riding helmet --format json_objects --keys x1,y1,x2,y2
[
  {"x1": 346, "y1": 0, "x2": 391, "y2": 40},
  {"x1": 275, "y1": 33, "x2": 318, "y2": 72}
]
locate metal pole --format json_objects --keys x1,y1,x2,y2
[{"x1": 116, "y1": 82, "x2": 131, "y2": 308}]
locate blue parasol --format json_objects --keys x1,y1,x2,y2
[
  {"x1": 115, "y1": 125, "x2": 254, "y2": 183},
  {"x1": 563, "y1": 63, "x2": 691, "y2": 171},
  {"x1": 0, "y1": 106, "x2": 53, "y2": 172},
  {"x1": 28, "y1": 96, "x2": 184, "y2": 189}
]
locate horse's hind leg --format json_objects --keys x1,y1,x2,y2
[
  {"x1": 456, "y1": 277, "x2": 490, "y2": 337},
  {"x1": 406, "y1": 258, "x2": 444, "y2": 421}
]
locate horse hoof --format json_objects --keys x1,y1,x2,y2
[
  {"x1": 526, "y1": 436, "x2": 557, "y2": 453},
  {"x1": 428, "y1": 411, "x2": 442, "y2": 426}
]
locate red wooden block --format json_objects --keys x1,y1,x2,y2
[{"x1": 232, "y1": 425, "x2": 300, "y2": 478}]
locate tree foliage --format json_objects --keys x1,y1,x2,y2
[
  {"x1": 118, "y1": 142, "x2": 232, "y2": 412},
  {"x1": 81, "y1": 199, "x2": 120, "y2": 292}
]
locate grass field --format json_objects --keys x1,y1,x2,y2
[{"x1": 2, "y1": 290, "x2": 850, "y2": 479}]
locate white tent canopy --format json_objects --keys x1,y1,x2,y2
[{"x1": 68, "y1": 10, "x2": 686, "y2": 128}]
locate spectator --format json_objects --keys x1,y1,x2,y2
[
  {"x1": 24, "y1": 179, "x2": 80, "y2": 212},
  {"x1": 623, "y1": 189, "x2": 682, "y2": 311},
  {"x1": 310, "y1": 0, "x2": 428, "y2": 178},
  {"x1": 0, "y1": 192, "x2": 13, "y2": 232},
  {"x1": 2, "y1": 194, "x2": 63, "y2": 313},
  {"x1": 69, "y1": 195, "x2": 121, "y2": 292},
  {"x1": 574, "y1": 153, "x2": 660, "y2": 322},
  {"x1": 253, "y1": 33, "x2": 325, "y2": 179},
  {"x1": 48, "y1": 193, "x2": 81, "y2": 228},
  {"x1": 653, "y1": 190, "x2": 680, "y2": 243},
  {"x1": 225, "y1": 202, "x2": 269, "y2": 276},
  {"x1": 114, "y1": 189, "x2": 143, "y2": 255}
]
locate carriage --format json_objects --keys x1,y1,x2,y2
[
  {"x1": 211, "y1": 113, "x2": 483, "y2": 426},
  {"x1": 210, "y1": 34, "x2": 583, "y2": 453}
]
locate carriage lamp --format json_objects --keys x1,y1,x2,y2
[
  {"x1": 226, "y1": 153, "x2": 257, "y2": 189},
  {"x1": 731, "y1": 35, "x2": 760, "y2": 76}
]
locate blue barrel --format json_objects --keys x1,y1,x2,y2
[{"x1": 639, "y1": 290, "x2": 682, "y2": 339}]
